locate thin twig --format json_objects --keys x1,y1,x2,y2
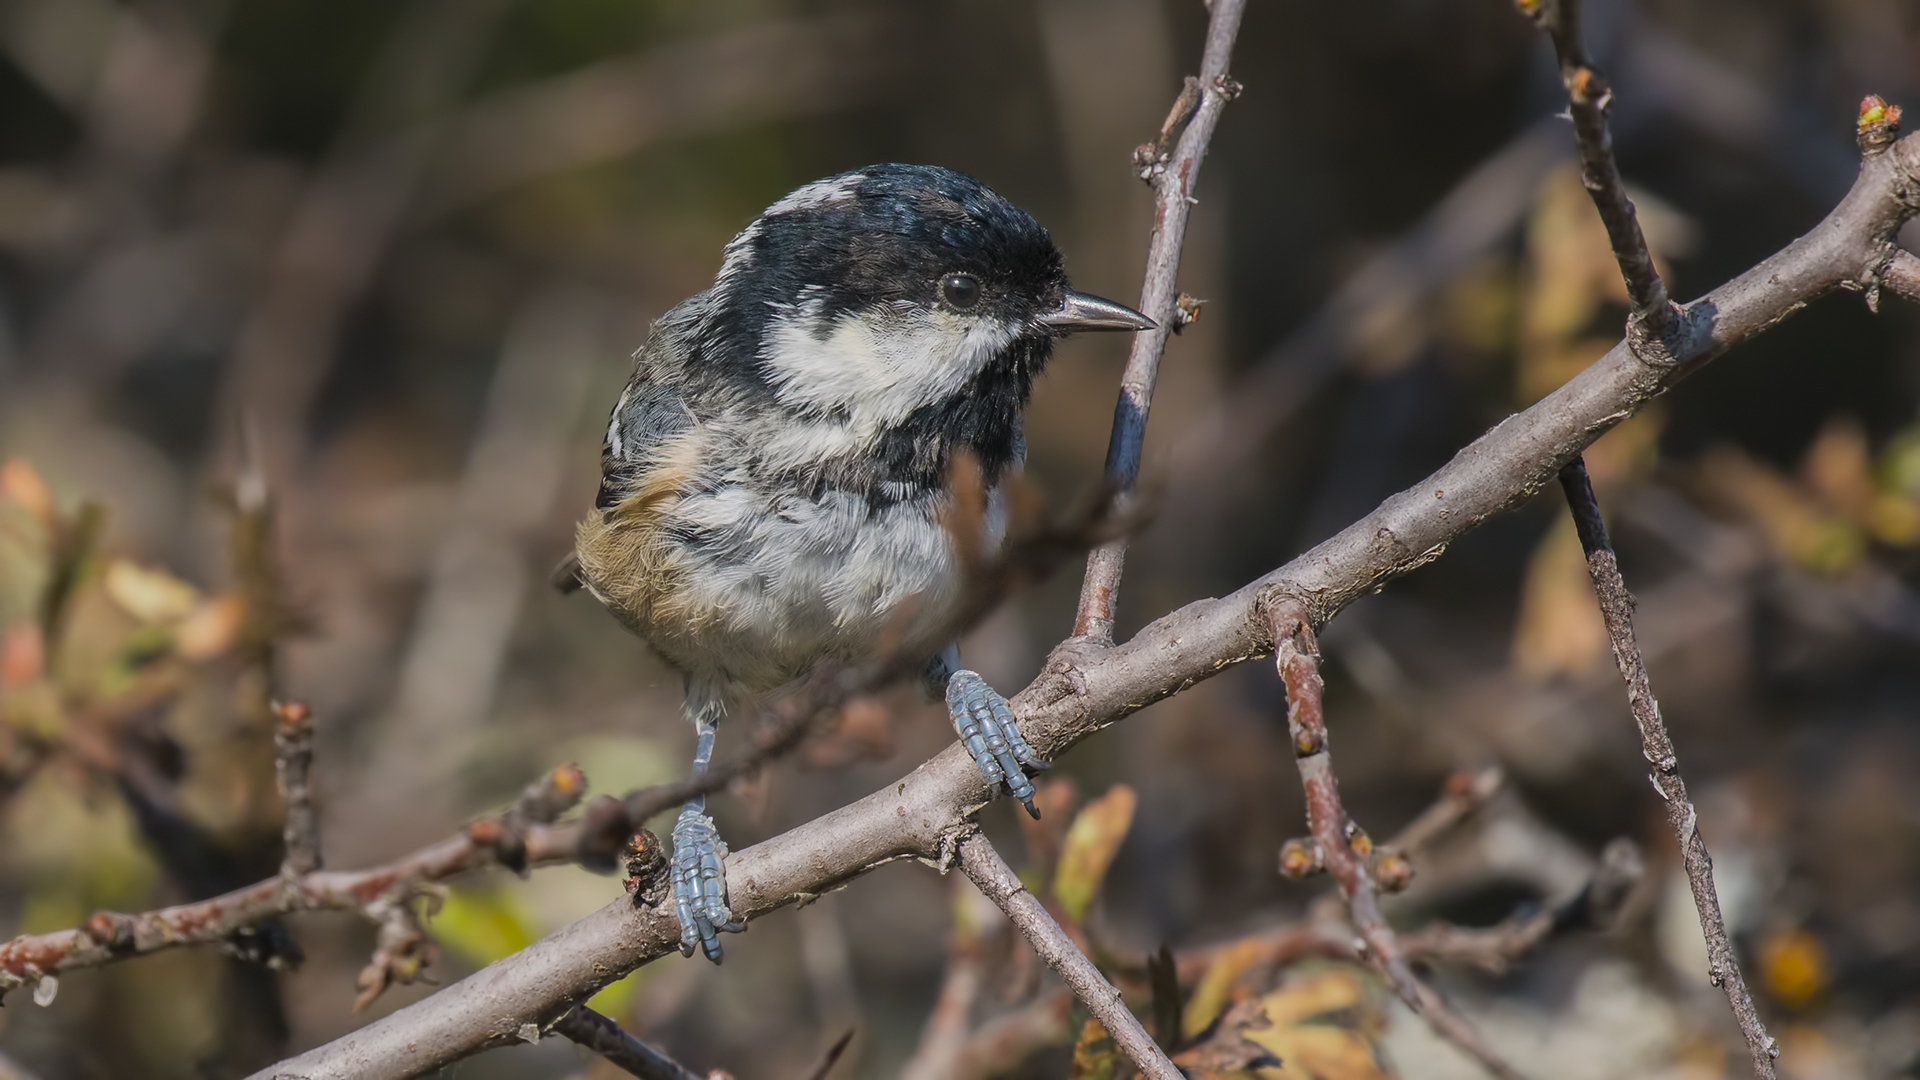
[
  {"x1": 1268, "y1": 609, "x2": 1529, "y2": 1080},
  {"x1": 955, "y1": 834, "x2": 1180, "y2": 1080},
  {"x1": 1557, "y1": 458, "x2": 1778, "y2": 1077},
  {"x1": 249, "y1": 129, "x2": 1920, "y2": 1080},
  {"x1": 799, "y1": 1029, "x2": 856, "y2": 1080},
  {"x1": 273, "y1": 701, "x2": 322, "y2": 877},
  {"x1": 1401, "y1": 836, "x2": 1645, "y2": 975},
  {"x1": 1074, "y1": 0, "x2": 1248, "y2": 641},
  {"x1": 1515, "y1": 0, "x2": 1675, "y2": 334},
  {"x1": 0, "y1": 762, "x2": 587, "y2": 999},
  {"x1": 551, "y1": 1006, "x2": 708, "y2": 1080},
  {"x1": 1883, "y1": 246, "x2": 1920, "y2": 306}
]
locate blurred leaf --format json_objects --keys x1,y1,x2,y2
[
  {"x1": 430, "y1": 883, "x2": 541, "y2": 968},
  {"x1": 1801, "y1": 416, "x2": 1877, "y2": 522},
  {"x1": 1068, "y1": 1018, "x2": 1119, "y2": 1080},
  {"x1": 1183, "y1": 937, "x2": 1267, "y2": 1039},
  {"x1": 1759, "y1": 926, "x2": 1828, "y2": 1010},
  {"x1": 174, "y1": 593, "x2": 245, "y2": 662},
  {"x1": 1174, "y1": 997, "x2": 1282, "y2": 1079},
  {"x1": 1150, "y1": 942, "x2": 1182, "y2": 1050},
  {"x1": 103, "y1": 560, "x2": 200, "y2": 624},
  {"x1": 2, "y1": 622, "x2": 44, "y2": 689},
  {"x1": 1511, "y1": 516, "x2": 1606, "y2": 681},
  {"x1": 1703, "y1": 447, "x2": 1864, "y2": 575},
  {"x1": 1051, "y1": 784, "x2": 1136, "y2": 923},
  {"x1": 1242, "y1": 968, "x2": 1392, "y2": 1080},
  {"x1": 1, "y1": 458, "x2": 54, "y2": 526}
]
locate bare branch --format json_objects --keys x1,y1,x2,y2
[
  {"x1": 1884, "y1": 247, "x2": 1920, "y2": 306},
  {"x1": 248, "y1": 130, "x2": 1920, "y2": 1080},
  {"x1": 1515, "y1": 0, "x2": 1674, "y2": 332},
  {"x1": 1557, "y1": 458, "x2": 1779, "y2": 1077},
  {"x1": 954, "y1": 834, "x2": 1179, "y2": 1080},
  {"x1": 1268, "y1": 610, "x2": 1528, "y2": 1080},
  {"x1": 1074, "y1": 0, "x2": 1248, "y2": 641},
  {"x1": 550, "y1": 1006, "x2": 708, "y2": 1080},
  {"x1": 273, "y1": 701, "x2": 321, "y2": 877},
  {"x1": 0, "y1": 762, "x2": 586, "y2": 997},
  {"x1": 1401, "y1": 837, "x2": 1645, "y2": 976}
]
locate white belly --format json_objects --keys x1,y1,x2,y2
[{"x1": 641, "y1": 483, "x2": 965, "y2": 696}]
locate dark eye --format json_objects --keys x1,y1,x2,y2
[{"x1": 940, "y1": 274, "x2": 982, "y2": 310}]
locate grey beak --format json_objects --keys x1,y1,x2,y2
[{"x1": 1038, "y1": 289, "x2": 1156, "y2": 333}]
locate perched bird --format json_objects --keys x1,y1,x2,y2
[{"x1": 560, "y1": 163, "x2": 1152, "y2": 961}]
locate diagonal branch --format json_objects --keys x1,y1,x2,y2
[
  {"x1": 1074, "y1": 0, "x2": 1248, "y2": 641},
  {"x1": 1267, "y1": 610, "x2": 1527, "y2": 1080},
  {"x1": 954, "y1": 834, "x2": 1179, "y2": 1080},
  {"x1": 248, "y1": 128, "x2": 1920, "y2": 1080},
  {"x1": 1557, "y1": 458, "x2": 1778, "y2": 1078}
]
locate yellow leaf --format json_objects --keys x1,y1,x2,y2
[
  {"x1": 1051, "y1": 785, "x2": 1137, "y2": 923},
  {"x1": 1183, "y1": 937, "x2": 1268, "y2": 1041},
  {"x1": 1243, "y1": 969, "x2": 1394, "y2": 1080},
  {"x1": 103, "y1": 560, "x2": 200, "y2": 624},
  {"x1": 1511, "y1": 515, "x2": 1606, "y2": 681}
]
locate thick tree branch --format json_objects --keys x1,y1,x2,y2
[
  {"x1": 953, "y1": 834, "x2": 1179, "y2": 1080},
  {"x1": 1074, "y1": 0, "x2": 1247, "y2": 641},
  {"x1": 1558, "y1": 458, "x2": 1778, "y2": 1077},
  {"x1": 249, "y1": 130, "x2": 1920, "y2": 1080}
]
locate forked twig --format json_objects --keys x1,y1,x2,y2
[
  {"x1": 1267, "y1": 606, "x2": 1529, "y2": 1080},
  {"x1": 1074, "y1": 0, "x2": 1248, "y2": 641}
]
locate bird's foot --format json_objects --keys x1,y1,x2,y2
[
  {"x1": 945, "y1": 669, "x2": 1047, "y2": 817},
  {"x1": 670, "y1": 804, "x2": 743, "y2": 961}
]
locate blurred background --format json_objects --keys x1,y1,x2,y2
[{"x1": 1, "y1": 0, "x2": 1919, "y2": 1077}]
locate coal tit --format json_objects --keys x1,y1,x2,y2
[{"x1": 562, "y1": 164, "x2": 1151, "y2": 961}]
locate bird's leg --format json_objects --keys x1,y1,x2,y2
[
  {"x1": 945, "y1": 668, "x2": 1046, "y2": 818},
  {"x1": 671, "y1": 694, "x2": 744, "y2": 961}
]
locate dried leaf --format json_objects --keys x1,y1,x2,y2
[
  {"x1": 1241, "y1": 969, "x2": 1393, "y2": 1080},
  {"x1": 2, "y1": 622, "x2": 44, "y2": 688},
  {"x1": 1174, "y1": 998, "x2": 1280, "y2": 1078},
  {"x1": 1150, "y1": 942, "x2": 1182, "y2": 1050},
  {"x1": 1, "y1": 458, "x2": 53, "y2": 525},
  {"x1": 103, "y1": 560, "x2": 200, "y2": 624},
  {"x1": 1068, "y1": 1018, "x2": 1120, "y2": 1080},
  {"x1": 1051, "y1": 784, "x2": 1137, "y2": 923},
  {"x1": 1703, "y1": 446, "x2": 1864, "y2": 575},
  {"x1": 1511, "y1": 516, "x2": 1606, "y2": 681},
  {"x1": 1183, "y1": 937, "x2": 1268, "y2": 1040},
  {"x1": 174, "y1": 593, "x2": 245, "y2": 661}
]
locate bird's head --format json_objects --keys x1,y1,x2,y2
[{"x1": 701, "y1": 164, "x2": 1151, "y2": 439}]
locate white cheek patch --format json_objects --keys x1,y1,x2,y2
[{"x1": 758, "y1": 305, "x2": 1017, "y2": 436}]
